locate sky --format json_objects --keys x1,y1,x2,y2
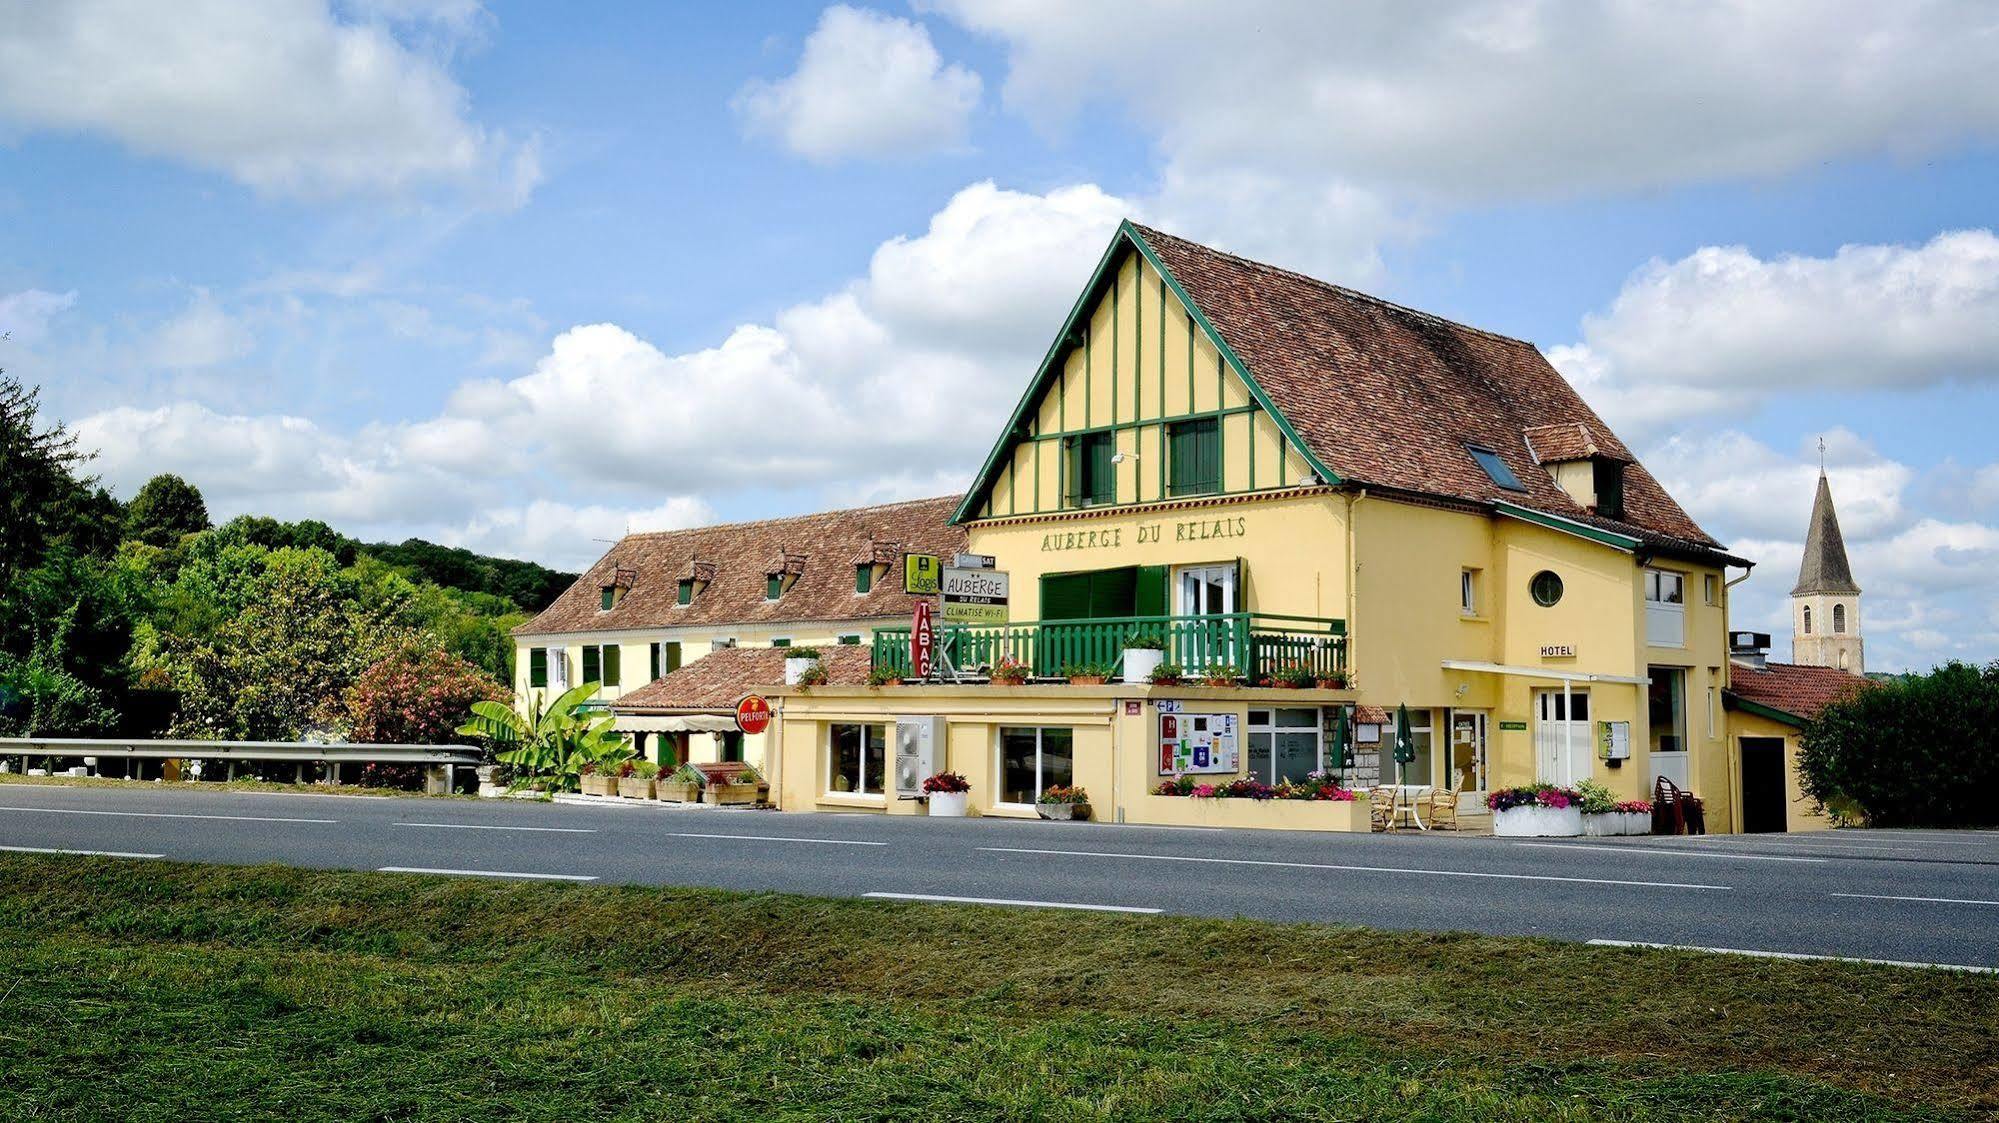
[{"x1": 2, "y1": 0, "x2": 1997, "y2": 672}]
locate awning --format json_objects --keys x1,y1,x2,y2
[
  {"x1": 1441, "y1": 659, "x2": 1651, "y2": 686},
  {"x1": 614, "y1": 713, "x2": 742, "y2": 733}
]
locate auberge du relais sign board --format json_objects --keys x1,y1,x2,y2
[{"x1": 1041, "y1": 514, "x2": 1249, "y2": 553}]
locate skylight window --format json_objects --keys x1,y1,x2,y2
[{"x1": 1466, "y1": 444, "x2": 1527, "y2": 492}]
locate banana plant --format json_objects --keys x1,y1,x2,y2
[{"x1": 457, "y1": 682, "x2": 631, "y2": 791}]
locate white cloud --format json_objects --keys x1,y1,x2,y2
[
  {"x1": 0, "y1": 289, "x2": 78, "y2": 345},
  {"x1": 148, "y1": 290, "x2": 255, "y2": 369},
  {"x1": 442, "y1": 498, "x2": 716, "y2": 570},
  {"x1": 736, "y1": 5, "x2": 981, "y2": 163},
  {"x1": 1550, "y1": 230, "x2": 1999, "y2": 436},
  {"x1": 0, "y1": 0, "x2": 536, "y2": 204}
]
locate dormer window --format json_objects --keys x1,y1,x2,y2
[
  {"x1": 855, "y1": 563, "x2": 874, "y2": 594},
  {"x1": 600, "y1": 586, "x2": 616, "y2": 611},
  {"x1": 676, "y1": 579, "x2": 694, "y2": 606},
  {"x1": 1465, "y1": 444, "x2": 1527, "y2": 492},
  {"x1": 766, "y1": 574, "x2": 784, "y2": 601},
  {"x1": 1593, "y1": 459, "x2": 1625, "y2": 520}
]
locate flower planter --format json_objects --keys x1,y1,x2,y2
[
  {"x1": 928, "y1": 791, "x2": 969, "y2": 817},
  {"x1": 1036, "y1": 802, "x2": 1088, "y2": 821},
  {"x1": 656, "y1": 781, "x2": 700, "y2": 803},
  {"x1": 1123, "y1": 648, "x2": 1165, "y2": 683},
  {"x1": 1492, "y1": 804, "x2": 1584, "y2": 837},
  {"x1": 1624, "y1": 810, "x2": 1654, "y2": 836},
  {"x1": 1146, "y1": 795, "x2": 1371, "y2": 832},
  {"x1": 784, "y1": 656, "x2": 816, "y2": 686},
  {"x1": 1581, "y1": 811, "x2": 1621, "y2": 837},
  {"x1": 1316, "y1": 678, "x2": 1347, "y2": 690},
  {"x1": 703, "y1": 781, "x2": 760, "y2": 806},
  {"x1": 1069, "y1": 675, "x2": 1107, "y2": 686},
  {"x1": 580, "y1": 773, "x2": 618, "y2": 797},
  {"x1": 618, "y1": 776, "x2": 655, "y2": 800}
]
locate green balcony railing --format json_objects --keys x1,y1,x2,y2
[{"x1": 872, "y1": 613, "x2": 1346, "y2": 681}]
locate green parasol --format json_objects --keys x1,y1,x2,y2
[
  {"x1": 1330, "y1": 706, "x2": 1354, "y2": 771},
  {"x1": 1392, "y1": 702, "x2": 1416, "y2": 786}
]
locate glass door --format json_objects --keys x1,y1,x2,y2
[
  {"x1": 1447, "y1": 710, "x2": 1487, "y2": 808},
  {"x1": 1533, "y1": 689, "x2": 1592, "y2": 787},
  {"x1": 1175, "y1": 564, "x2": 1237, "y2": 667}
]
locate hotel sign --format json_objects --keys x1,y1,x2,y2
[
  {"x1": 903, "y1": 553, "x2": 941, "y2": 594},
  {"x1": 1539, "y1": 644, "x2": 1576, "y2": 659},
  {"x1": 941, "y1": 567, "x2": 1009, "y2": 625},
  {"x1": 1042, "y1": 515, "x2": 1250, "y2": 553}
]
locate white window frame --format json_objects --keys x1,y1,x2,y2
[
  {"x1": 1246, "y1": 707, "x2": 1323, "y2": 784},
  {"x1": 994, "y1": 726, "x2": 1075, "y2": 808},
  {"x1": 547, "y1": 646, "x2": 569, "y2": 691},
  {"x1": 825, "y1": 723, "x2": 887, "y2": 800},
  {"x1": 1460, "y1": 568, "x2": 1479, "y2": 616},
  {"x1": 1644, "y1": 568, "x2": 1686, "y2": 648},
  {"x1": 1175, "y1": 564, "x2": 1237, "y2": 616},
  {"x1": 1703, "y1": 574, "x2": 1718, "y2": 606}
]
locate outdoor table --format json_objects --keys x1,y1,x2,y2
[{"x1": 1391, "y1": 784, "x2": 1434, "y2": 831}]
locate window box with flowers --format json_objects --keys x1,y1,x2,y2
[
  {"x1": 867, "y1": 666, "x2": 902, "y2": 689},
  {"x1": 1062, "y1": 661, "x2": 1116, "y2": 686},
  {"x1": 921, "y1": 771, "x2": 971, "y2": 817},
  {"x1": 989, "y1": 657, "x2": 1030, "y2": 686},
  {"x1": 1148, "y1": 771, "x2": 1369, "y2": 831},
  {"x1": 1035, "y1": 784, "x2": 1091, "y2": 821},
  {"x1": 1487, "y1": 785, "x2": 1585, "y2": 836}
]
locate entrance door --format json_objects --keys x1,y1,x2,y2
[
  {"x1": 1533, "y1": 689, "x2": 1592, "y2": 788},
  {"x1": 1740, "y1": 737, "x2": 1787, "y2": 833},
  {"x1": 1447, "y1": 710, "x2": 1487, "y2": 810}
]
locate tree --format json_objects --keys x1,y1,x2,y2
[
  {"x1": 124, "y1": 473, "x2": 210, "y2": 548},
  {"x1": 0, "y1": 375, "x2": 103, "y2": 585},
  {"x1": 345, "y1": 641, "x2": 509, "y2": 746},
  {"x1": 1798, "y1": 661, "x2": 1999, "y2": 828},
  {"x1": 457, "y1": 682, "x2": 629, "y2": 791}
]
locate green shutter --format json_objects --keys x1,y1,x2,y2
[
  {"x1": 1168, "y1": 418, "x2": 1219, "y2": 496},
  {"x1": 855, "y1": 564, "x2": 872, "y2": 593},
  {"x1": 1088, "y1": 432, "x2": 1114, "y2": 503},
  {"x1": 1089, "y1": 566, "x2": 1138, "y2": 617},
  {"x1": 767, "y1": 574, "x2": 782, "y2": 600},
  {"x1": 602, "y1": 645, "x2": 620, "y2": 687},
  {"x1": 649, "y1": 643, "x2": 659, "y2": 681},
  {"x1": 662, "y1": 641, "x2": 681, "y2": 674},
  {"x1": 677, "y1": 580, "x2": 693, "y2": 605},
  {"x1": 1136, "y1": 565, "x2": 1169, "y2": 618},
  {"x1": 1041, "y1": 572, "x2": 1094, "y2": 621},
  {"x1": 600, "y1": 586, "x2": 614, "y2": 610},
  {"x1": 529, "y1": 647, "x2": 547, "y2": 688},
  {"x1": 581, "y1": 645, "x2": 600, "y2": 684}
]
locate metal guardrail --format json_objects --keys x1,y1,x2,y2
[{"x1": 0, "y1": 737, "x2": 482, "y2": 767}]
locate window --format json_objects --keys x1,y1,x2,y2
[
  {"x1": 1645, "y1": 569, "x2": 1685, "y2": 647},
  {"x1": 1704, "y1": 574, "x2": 1718, "y2": 606},
  {"x1": 1386, "y1": 708, "x2": 1436, "y2": 785},
  {"x1": 546, "y1": 647, "x2": 569, "y2": 691},
  {"x1": 1530, "y1": 570, "x2": 1564, "y2": 607},
  {"x1": 1466, "y1": 444, "x2": 1527, "y2": 492},
  {"x1": 1447, "y1": 711, "x2": 1487, "y2": 794},
  {"x1": 676, "y1": 579, "x2": 694, "y2": 606},
  {"x1": 581, "y1": 644, "x2": 621, "y2": 688},
  {"x1": 837, "y1": 634, "x2": 863, "y2": 645},
  {"x1": 1802, "y1": 605, "x2": 1812, "y2": 634},
  {"x1": 711, "y1": 637, "x2": 736, "y2": 650},
  {"x1": 528, "y1": 647, "x2": 548, "y2": 688},
  {"x1": 1833, "y1": 604, "x2": 1846, "y2": 634},
  {"x1": 1248, "y1": 707, "x2": 1321, "y2": 784},
  {"x1": 1167, "y1": 416, "x2": 1220, "y2": 496},
  {"x1": 650, "y1": 641, "x2": 681, "y2": 680},
  {"x1": 999, "y1": 726, "x2": 1074, "y2": 805},
  {"x1": 766, "y1": 574, "x2": 783, "y2": 601},
  {"x1": 1648, "y1": 667, "x2": 1686, "y2": 755},
  {"x1": 772, "y1": 638, "x2": 792, "y2": 649},
  {"x1": 828, "y1": 723, "x2": 886, "y2": 796},
  {"x1": 854, "y1": 564, "x2": 873, "y2": 594},
  {"x1": 1592, "y1": 459, "x2": 1625, "y2": 519},
  {"x1": 1067, "y1": 431, "x2": 1115, "y2": 506},
  {"x1": 1460, "y1": 569, "x2": 1480, "y2": 616},
  {"x1": 1707, "y1": 668, "x2": 1719, "y2": 739},
  {"x1": 599, "y1": 586, "x2": 616, "y2": 611}
]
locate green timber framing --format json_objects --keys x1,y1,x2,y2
[{"x1": 953, "y1": 221, "x2": 1340, "y2": 524}]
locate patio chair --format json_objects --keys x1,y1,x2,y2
[
  {"x1": 1369, "y1": 784, "x2": 1397, "y2": 831},
  {"x1": 1423, "y1": 771, "x2": 1465, "y2": 831},
  {"x1": 1652, "y1": 776, "x2": 1706, "y2": 835}
]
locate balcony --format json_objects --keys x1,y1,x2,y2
[{"x1": 871, "y1": 613, "x2": 1346, "y2": 682}]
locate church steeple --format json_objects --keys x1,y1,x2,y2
[{"x1": 1790, "y1": 463, "x2": 1863, "y2": 672}]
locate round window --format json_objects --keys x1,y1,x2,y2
[{"x1": 1530, "y1": 570, "x2": 1564, "y2": 607}]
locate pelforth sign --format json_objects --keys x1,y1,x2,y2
[{"x1": 910, "y1": 600, "x2": 935, "y2": 678}]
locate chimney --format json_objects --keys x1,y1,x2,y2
[{"x1": 1729, "y1": 630, "x2": 1772, "y2": 669}]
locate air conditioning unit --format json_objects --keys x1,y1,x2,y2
[{"x1": 894, "y1": 715, "x2": 944, "y2": 798}]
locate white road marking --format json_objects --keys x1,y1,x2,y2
[
  {"x1": 393, "y1": 822, "x2": 596, "y2": 834},
  {"x1": 981, "y1": 846, "x2": 1729, "y2": 891},
  {"x1": 1514, "y1": 842, "x2": 1826, "y2": 863},
  {"x1": 0, "y1": 805, "x2": 335, "y2": 824},
  {"x1": 667, "y1": 831, "x2": 885, "y2": 847},
  {"x1": 1587, "y1": 939, "x2": 1998, "y2": 974},
  {"x1": 1830, "y1": 892, "x2": 1999, "y2": 907},
  {"x1": 377, "y1": 866, "x2": 596, "y2": 882},
  {"x1": 0, "y1": 844, "x2": 164, "y2": 859},
  {"x1": 865, "y1": 892, "x2": 1160, "y2": 914}
]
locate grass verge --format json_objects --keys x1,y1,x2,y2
[{"x1": 0, "y1": 855, "x2": 1992, "y2": 1121}]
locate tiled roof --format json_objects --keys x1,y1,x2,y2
[
  {"x1": 516, "y1": 496, "x2": 966, "y2": 636},
  {"x1": 1129, "y1": 224, "x2": 1721, "y2": 550},
  {"x1": 1726, "y1": 661, "x2": 1872, "y2": 723},
  {"x1": 1793, "y1": 473, "x2": 1862, "y2": 595},
  {"x1": 613, "y1": 645, "x2": 874, "y2": 713},
  {"x1": 1522, "y1": 422, "x2": 1628, "y2": 465}
]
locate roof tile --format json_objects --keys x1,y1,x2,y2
[{"x1": 613, "y1": 645, "x2": 873, "y2": 712}]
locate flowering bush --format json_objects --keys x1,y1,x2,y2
[
  {"x1": 1575, "y1": 778, "x2": 1619, "y2": 815},
  {"x1": 1154, "y1": 771, "x2": 1355, "y2": 801},
  {"x1": 1615, "y1": 799, "x2": 1653, "y2": 813},
  {"x1": 1486, "y1": 784, "x2": 1581, "y2": 812},
  {"x1": 989, "y1": 657, "x2": 1029, "y2": 685},
  {"x1": 1200, "y1": 664, "x2": 1242, "y2": 687},
  {"x1": 1036, "y1": 784, "x2": 1090, "y2": 805},
  {"x1": 345, "y1": 640, "x2": 509, "y2": 748},
  {"x1": 921, "y1": 771, "x2": 971, "y2": 794}
]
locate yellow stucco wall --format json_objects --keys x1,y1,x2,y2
[{"x1": 1724, "y1": 708, "x2": 1831, "y2": 832}]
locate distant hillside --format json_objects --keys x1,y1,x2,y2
[{"x1": 358, "y1": 539, "x2": 575, "y2": 613}]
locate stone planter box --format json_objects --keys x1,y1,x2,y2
[
  {"x1": 1143, "y1": 795, "x2": 1371, "y2": 832},
  {"x1": 1035, "y1": 802, "x2": 1086, "y2": 821},
  {"x1": 580, "y1": 773, "x2": 618, "y2": 797},
  {"x1": 1492, "y1": 804, "x2": 1584, "y2": 837},
  {"x1": 618, "y1": 776, "x2": 655, "y2": 800},
  {"x1": 1582, "y1": 811, "x2": 1621, "y2": 837},
  {"x1": 1624, "y1": 810, "x2": 1654, "y2": 836},
  {"x1": 657, "y1": 781, "x2": 700, "y2": 803},
  {"x1": 1123, "y1": 647, "x2": 1165, "y2": 683},
  {"x1": 703, "y1": 782, "x2": 761, "y2": 806},
  {"x1": 928, "y1": 791, "x2": 969, "y2": 817}
]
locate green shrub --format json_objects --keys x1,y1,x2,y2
[{"x1": 1798, "y1": 661, "x2": 1999, "y2": 828}]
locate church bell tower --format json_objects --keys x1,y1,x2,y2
[{"x1": 1791, "y1": 463, "x2": 1863, "y2": 673}]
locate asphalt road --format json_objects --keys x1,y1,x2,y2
[{"x1": 3, "y1": 782, "x2": 1996, "y2": 970}]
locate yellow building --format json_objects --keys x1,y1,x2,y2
[
  {"x1": 757, "y1": 221, "x2": 1768, "y2": 830},
  {"x1": 511, "y1": 496, "x2": 964, "y2": 769},
  {"x1": 1722, "y1": 647, "x2": 1872, "y2": 832}
]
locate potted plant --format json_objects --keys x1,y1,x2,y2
[
  {"x1": 989, "y1": 656, "x2": 1029, "y2": 686},
  {"x1": 1062, "y1": 661, "x2": 1114, "y2": 686},
  {"x1": 922, "y1": 771, "x2": 971, "y2": 816},
  {"x1": 1576, "y1": 779, "x2": 1620, "y2": 836},
  {"x1": 1123, "y1": 634, "x2": 1166, "y2": 683},
  {"x1": 704, "y1": 764, "x2": 763, "y2": 806},
  {"x1": 1617, "y1": 799, "x2": 1655, "y2": 836},
  {"x1": 796, "y1": 658, "x2": 830, "y2": 688},
  {"x1": 1267, "y1": 663, "x2": 1316, "y2": 689},
  {"x1": 657, "y1": 763, "x2": 703, "y2": 803},
  {"x1": 618, "y1": 759, "x2": 659, "y2": 800},
  {"x1": 1487, "y1": 785, "x2": 1585, "y2": 837},
  {"x1": 1035, "y1": 784, "x2": 1091, "y2": 821},
  {"x1": 579, "y1": 762, "x2": 618, "y2": 797},
  {"x1": 1316, "y1": 671, "x2": 1348, "y2": 689},
  {"x1": 867, "y1": 665, "x2": 902, "y2": 688},
  {"x1": 1200, "y1": 664, "x2": 1242, "y2": 688},
  {"x1": 1147, "y1": 661, "x2": 1183, "y2": 686},
  {"x1": 783, "y1": 647, "x2": 823, "y2": 685}
]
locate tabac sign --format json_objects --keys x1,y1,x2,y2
[{"x1": 941, "y1": 566, "x2": 1009, "y2": 625}]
